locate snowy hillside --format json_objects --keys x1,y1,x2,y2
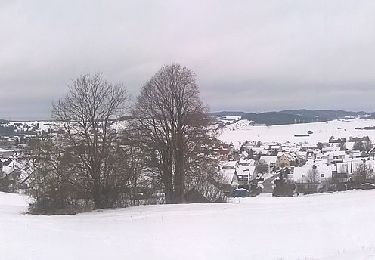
[
  {"x1": 219, "y1": 118, "x2": 375, "y2": 148},
  {"x1": 2, "y1": 191, "x2": 375, "y2": 259}
]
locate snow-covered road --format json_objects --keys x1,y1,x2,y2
[{"x1": 1, "y1": 191, "x2": 375, "y2": 259}]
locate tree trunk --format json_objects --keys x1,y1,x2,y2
[
  {"x1": 174, "y1": 132, "x2": 185, "y2": 203},
  {"x1": 161, "y1": 149, "x2": 175, "y2": 204},
  {"x1": 93, "y1": 180, "x2": 104, "y2": 209}
]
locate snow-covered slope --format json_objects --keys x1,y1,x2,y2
[
  {"x1": 219, "y1": 118, "x2": 375, "y2": 148},
  {"x1": 2, "y1": 191, "x2": 375, "y2": 259}
]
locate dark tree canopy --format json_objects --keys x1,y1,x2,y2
[
  {"x1": 30, "y1": 74, "x2": 131, "y2": 211},
  {"x1": 133, "y1": 64, "x2": 223, "y2": 203},
  {"x1": 28, "y1": 68, "x2": 225, "y2": 213}
]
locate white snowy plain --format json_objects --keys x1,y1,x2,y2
[
  {"x1": 2, "y1": 191, "x2": 375, "y2": 260},
  {"x1": 219, "y1": 118, "x2": 375, "y2": 149}
]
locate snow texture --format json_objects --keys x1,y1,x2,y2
[
  {"x1": 2, "y1": 191, "x2": 375, "y2": 259},
  {"x1": 219, "y1": 118, "x2": 375, "y2": 149}
]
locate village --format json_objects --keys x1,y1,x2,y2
[
  {"x1": 216, "y1": 116, "x2": 375, "y2": 197},
  {"x1": 3, "y1": 1, "x2": 375, "y2": 258},
  {"x1": 0, "y1": 121, "x2": 53, "y2": 192},
  {"x1": 2, "y1": 118, "x2": 375, "y2": 199}
]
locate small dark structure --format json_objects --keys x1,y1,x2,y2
[{"x1": 232, "y1": 188, "x2": 249, "y2": 197}]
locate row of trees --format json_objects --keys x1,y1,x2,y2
[{"x1": 28, "y1": 64, "x2": 225, "y2": 214}]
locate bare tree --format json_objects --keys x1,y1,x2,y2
[
  {"x1": 306, "y1": 165, "x2": 320, "y2": 183},
  {"x1": 255, "y1": 163, "x2": 269, "y2": 175},
  {"x1": 27, "y1": 137, "x2": 86, "y2": 214},
  {"x1": 353, "y1": 162, "x2": 373, "y2": 184},
  {"x1": 132, "y1": 64, "x2": 221, "y2": 203},
  {"x1": 50, "y1": 74, "x2": 130, "y2": 209},
  {"x1": 353, "y1": 137, "x2": 373, "y2": 152}
]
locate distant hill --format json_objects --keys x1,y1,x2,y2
[
  {"x1": 362, "y1": 113, "x2": 375, "y2": 119},
  {"x1": 242, "y1": 112, "x2": 315, "y2": 125},
  {"x1": 211, "y1": 109, "x2": 371, "y2": 125},
  {"x1": 280, "y1": 110, "x2": 367, "y2": 121},
  {"x1": 209, "y1": 111, "x2": 245, "y2": 117}
]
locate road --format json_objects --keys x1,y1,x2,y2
[{"x1": 261, "y1": 174, "x2": 278, "y2": 193}]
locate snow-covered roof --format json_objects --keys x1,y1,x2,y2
[
  {"x1": 259, "y1": 156, "x2": 277, "y2": 164},
  {"x1": 346, "y1": 141, "x2": 356, "y2": 150},
  {"x1": 236, "y1": 165, "x2": 256, "y2": 176},
  {"x1": 322, "y1": 146, "x2": 341, "y2": 153},
  {"x1": 221, "y1": 161, "x2": 237, "y2": 168},
  {"x1": 325, "y1": 150, "x2": 346, "y2": 158},
  {"x1": 277, "y1": 152, "x2": 296, "y2": 159},
  {"x1": 293, "y1": 163, "x2": 333, "y2": 182},
  {"x1": 238, "y1": 158, "x2": 255, "y2": 165}
]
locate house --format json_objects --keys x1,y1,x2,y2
[
  {"x1": 276, "y1": 152, "x2": 294, "y2": 168},
  {"x1": 259, "y1": 155, "x2": 278, "y2": 172},
  {"x1": 326, "y1": 151, "x2": 346, "y2": 164},
  {"x1": 301, "y1": 143, "x2": 318, "y2": 151},
  {"x1": 241, "y1": 141, "x2": 257, "y2": 150},
  {"x1": 349, "y1": 136, "x2": 371, "y2": 143},
  {"x1": 220, "y1": 161, "x2": 238, "y2": 189},
  {"x1": 297, "y1": 150, "x2": 308, "y2": 160},
  {"x1": 329, "y1": 137, "x2": 346, "y2": 144},
  {"x1": 236, "y1": 165, "x2": 256, "y2": 186},
  {"x1": 322, "y1": 146, "x2": 341, "y2": 153},
  {"x1": 293, "y1": 161, "x2": 333, "y2": 183},
  {"x1": 269, "y1": 144, "x2": 282, "y2": 155},
  {"x1": 345, "y1": 141, "x2": 356, "y2": 151},
  {"x1": 248, "y1": 147, "x2": 266, "y2": 158},
  {"x1": 238, "y1": 158, "x2": 255, "y2": 167},
  {"x1": 212, "y1": 144, "x2": 232, "y2": 156},
  {"x1": 324, "y1": 158, "x2": 375, "y2": 184}
]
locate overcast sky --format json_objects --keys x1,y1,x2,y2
[{"x1": 1, "y1": 0, "x2": 375, "y2": 120}]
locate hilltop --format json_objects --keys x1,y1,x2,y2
[{"x1": 211, "y1": 109, "x2": 372, "y2": 125}]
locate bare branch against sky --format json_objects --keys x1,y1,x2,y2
[{"x1": 1, "y1": 0, "x2": 375, "y2": 119}]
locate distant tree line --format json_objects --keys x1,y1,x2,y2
[
  {"x1": 27, "y1": 64, "x2": 225, "y2": 214},
  {"x1": 240, "y1": 110, "x2": 369, "y2": 125}
]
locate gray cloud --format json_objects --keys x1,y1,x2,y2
[{"x1": 1, "y1": 0, "x2": 375, "y2": 119}]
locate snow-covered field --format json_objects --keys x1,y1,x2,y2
[
  {"x1": 219, "y1": 118, "x2": 375, "y2": 148},
  {"x1": 2, "y1": 191, "x2": 375, "y2": 260}
]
